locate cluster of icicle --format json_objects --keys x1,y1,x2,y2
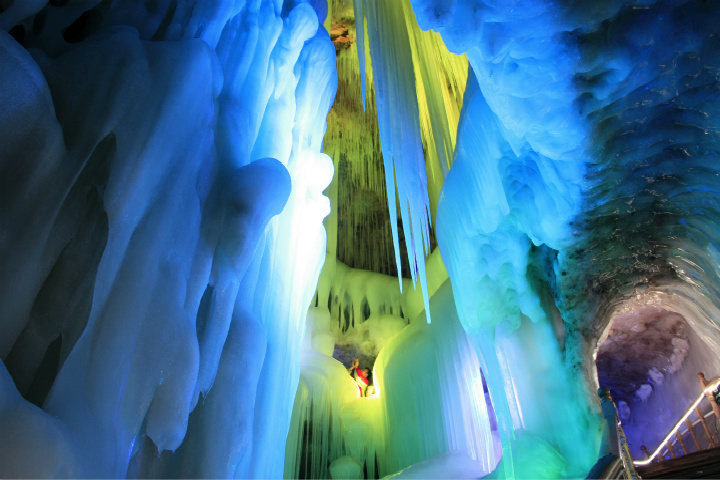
[{"x1": 352, "y1": 0, "x2": 467, "y2": 323}]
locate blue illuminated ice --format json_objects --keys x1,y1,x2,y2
[{"x1": 0, "y1": 1, "x2": 335, "y2": 477}]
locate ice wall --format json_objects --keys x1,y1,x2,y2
[
  {"x1": 0, "y1": 1, "x2": 335, "y2": 477},
  {"x1": 374, "y1": 281, "x2": 498, "y2": 476},
  {"x1": 437, "y1": 75, "x2": 598, "y2": 478},
  {"x1": 406, "y1": 0, "x2": 720, "y2": 477},
  {"x1": 554, "y1": 0, "x2": 720, "y2": 454}
]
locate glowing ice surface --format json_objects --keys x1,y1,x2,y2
[
  {"x1": 5, "y1": 0, "x2": 720, "y2": 478},
  {"x1": 421, "y1": 0, "x2": 720, "y2": 477},
  {"x1": 286, "y1": 279, "x2": 498, "y2": 479},
  {"x1": 351, "y1": 0, "x2": 468, "y2": 322},
  {"x1": 0, "y1": 1, "x2": 335, "y2": 477}
]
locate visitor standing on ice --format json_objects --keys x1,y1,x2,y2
[{"x1": 349, "y1": 358, "x2": 373, "y2": 396}]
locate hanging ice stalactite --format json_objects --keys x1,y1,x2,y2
[{"x1": 352, "y1": 0, "x2": 468, "y2": 323}]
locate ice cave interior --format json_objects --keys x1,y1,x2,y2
[{"x1": 2, "y1": 0, "x2": 720, "y2": 478}]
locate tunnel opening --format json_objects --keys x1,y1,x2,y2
[{"x1": 596, "y1": 305, "x2": 720, "y2": 459}]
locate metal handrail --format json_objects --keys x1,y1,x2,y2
[
  {"x1": 633, "y1": 376, "x2": 720, "y2": 466},
  {"x1": 618, "y1": 419, "x2": 641, "y2": 479},
  {"x1": 598, "y1": 387, "x2": 641, "y2": 479}
]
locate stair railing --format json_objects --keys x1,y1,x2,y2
[
  {"x1": 633, "y1": 373, "x2": 720, "y2": 467},
  {"x1": 599, "y1": 387, "x2": 641, "y2": 480}
]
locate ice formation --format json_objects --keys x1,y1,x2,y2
[
  {"x1": 3, "y1": 0, "x2": 720, "y2": 479},
  {"x1": 1, "y1": 0, "x2": 335, "y2": 477},
  {"x1": 350, "y1": 0, "x2": 468, "y2": 321},
  {"x1": 285, "y1": 281, "x2": 499, "y2": 479},
  {"x1": 347, "y1": 0, "x2": 720, "y2": 477}
]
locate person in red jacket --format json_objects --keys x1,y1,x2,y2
[{"x1": 348, "y1": 358, "x2": 370, "y2": 397}]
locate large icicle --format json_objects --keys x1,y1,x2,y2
[{"x1": 352, "y1": 0, "x2": 467, "y2": 323}]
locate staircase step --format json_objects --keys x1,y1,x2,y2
[{"x1": 636, "y1": 446, "x2": 720, "y2": 478}]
